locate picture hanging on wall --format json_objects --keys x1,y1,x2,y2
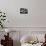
[{"x1": 20, "y1": 8, "x2": 28, "y2": 14}]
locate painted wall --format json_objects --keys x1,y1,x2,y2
[
  {"x1": 0, "y1": 0, "x2": 46, "y2": 27},
  {"x1": 0, "y1": 0, "x2": 46, "y2": 46}
]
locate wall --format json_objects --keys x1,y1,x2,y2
[
  {"x1": 0, "y1": 0, "x2": 46, "y2": 46},
  {"x1": 0, "y1": 0, "x2": 46, "y2": 27}
]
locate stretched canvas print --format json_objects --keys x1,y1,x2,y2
[{"x1": 20, "y1": 8, "x2": 28, "y2": 14}]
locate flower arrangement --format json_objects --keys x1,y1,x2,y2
[{"x1": 0, "y1": 10, "x2": 6, "y2": 28}]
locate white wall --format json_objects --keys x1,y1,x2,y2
[
  {"x1": 0, "y1": 1, "x2": 46, "y2": 46},
  {"x1": 0, "y1": 0, "x2": 46, "y2": 27}
]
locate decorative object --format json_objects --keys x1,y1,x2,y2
[
  {"x1": 5, "y1": 29, "x2": 10, "y2": 36},
  {"x1": 0, "y1": 10, "x2": 6, "y2": 28},
  {"x1": 20, "y1": 8, "x2": 28, "y2": 14},
  {"x1": 5, "y1": 29, "x2": 10, "y2": 33},
  {"x1": 1, "y1": 32, "x2": 13, "y2": 46},
  {"x1": 41, "y1": 34, "x2": 46, "y2": 46}
]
